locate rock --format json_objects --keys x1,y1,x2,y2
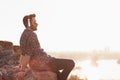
[
  {"x1": 24, "y1": 70, "x2": 37, "y2": 80},
  {"x1": 0, "y1": 41, "x2": 13, "y2": 50},
  {"x1": 0, "y1": 40, "x2": 57, "y2": 80},
  {"x1": 0, "y1": 71, "x2": 2, "y2": 80},
  {"x1": 13, "y1": 45, "x2": 21, "y2": 61},
  {"x1": 0, "y1": 41, "x2": 20, "y2": 80},
  {"x1": 32, "y1": 71, "x2": 57, "y2": 80},
  {"x1": 0, "y1": 50, "x2": 18, "y2": 67},
  {"x1": 13, "y1": 45, "x2": 22, "y2": 55}
]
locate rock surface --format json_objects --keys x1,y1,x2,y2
[{"x1": 0, "y1": 40, "x2": 57, "y2": 80}]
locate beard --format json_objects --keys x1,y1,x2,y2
[
  {"x1": 31, "y1": 25, "x2": 37, "y2": 31},
  {"x1": 32, "y1": 27, "x2": 37, "y2": 31}
]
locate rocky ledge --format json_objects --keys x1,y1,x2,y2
[{"x1": 0, "y1": 41, "x2": 57, "y2": 80}]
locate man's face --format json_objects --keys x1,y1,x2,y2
[{"x1": 30, "y1": 17, "x2": 38, "y2": 31}]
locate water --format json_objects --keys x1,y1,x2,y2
[{"x1": 71, "y1": 60, "x2": 120, "y2": 80}]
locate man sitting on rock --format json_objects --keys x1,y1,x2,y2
[{"x1": 18, "y1": 13, "x2": 75, "y2": 80}]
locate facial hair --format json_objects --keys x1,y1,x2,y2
[{"x1": 31, "y1": 25, "x2": 37, "y2": 31}]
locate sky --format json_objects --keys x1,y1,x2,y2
[{"x1": 0, "y1": 0, "x2": 120, "y2": 52}]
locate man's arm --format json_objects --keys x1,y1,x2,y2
[
  {"x1": 15, "y1": 54, "x2": 30, "y2": 79},
  {"x1": 19, "y1": 54, "x2": 30, "y2": 71}
]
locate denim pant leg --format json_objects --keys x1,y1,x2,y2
[{"x1": 48, "y1": 58, "x2": 75, "y2": 80}]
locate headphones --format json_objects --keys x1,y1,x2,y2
[
  {"x1": 26, "y1": 14, "x2": 35, "y2": 27},
  {"x1": 28, "y1": 18, "x2": 31, "y2": 27}
]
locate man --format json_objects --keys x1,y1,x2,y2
[{"x1": 19, "y1": 14, "x2": 75, "y2": 80}]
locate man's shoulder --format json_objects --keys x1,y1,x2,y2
[{"x1": 21, "y1": 29, "x2": 37, "y2": 40}]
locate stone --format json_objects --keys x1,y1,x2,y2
[
  {"x1": 32, "y1": 70, "x2": 57, "y2": 80},
  {"x1": 0, "y1": 40, "x2": 57, "y2": 80},
  {"x1": 0, "y1": 41, "x2": 13, "y2": 50}
]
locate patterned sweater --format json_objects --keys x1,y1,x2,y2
[{"x1": 20, "y1": 29, "x2": 52, "y2": 64}]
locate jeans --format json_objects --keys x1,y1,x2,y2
[{"x1": 47, "y1": 58, "x2": 75, "y2": 80}]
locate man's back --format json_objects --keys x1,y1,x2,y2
[{"x1": 20, "y1": 29, "x2": 40, "y2": 56}]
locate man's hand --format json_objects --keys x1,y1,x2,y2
[{"x1": 19, "y1": 54, "x2": 30, "y2": 67}]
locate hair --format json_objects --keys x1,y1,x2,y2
[{"x1": 23, "y1": 14, "x2": 36, "y2": 28}]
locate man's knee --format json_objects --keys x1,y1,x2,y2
[{"x1": 69, "y1": 60, "x2": 75, "y2": 69}]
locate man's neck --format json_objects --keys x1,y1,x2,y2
[{"x1": 26, "y1": 27, "x2": 34, "y2": 31}]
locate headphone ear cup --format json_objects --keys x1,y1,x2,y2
[{"x1": 28, "y1": 19, "x2": 31, "y2": 27}]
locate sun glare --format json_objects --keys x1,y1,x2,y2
[
  {"x1": 79, "y1": 60, "x2": 99, "y2": 80},
  {"x1": 72, "y1": 60, "x2": 120, "y2": 80}
]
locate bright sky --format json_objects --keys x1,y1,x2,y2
[{"x1": 0, "y1": 0, "x2": 120, "y2": 52}]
